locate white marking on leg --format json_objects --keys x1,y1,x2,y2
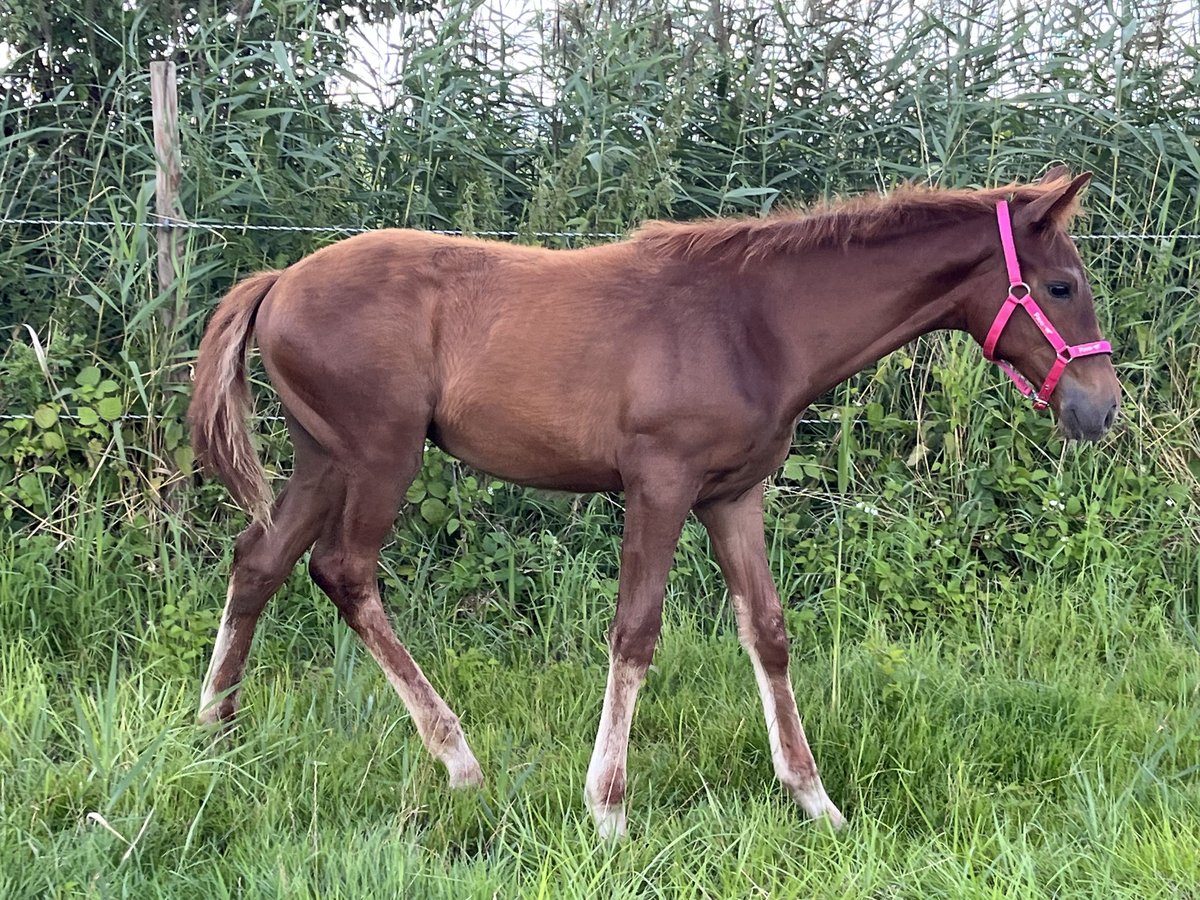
[
  {"x1": 356, "y1": 621, "x2": 484, "y2": 788},
  {"x1": 733, "y1": 594, "x2": 845, "y2": 829},
  {"x1": 585, "y1": 656, "x2": 644, "y2": 840},
  {"x1": 198, "y1": 582, "x2": 238, "y2": 724},
  {"x1": 441, "y1": 738, "x2": 485, "y2": 789}
]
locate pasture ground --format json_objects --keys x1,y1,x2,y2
[{"x1": 2, "y1": 502, "x2": 1198, "y2": 899}]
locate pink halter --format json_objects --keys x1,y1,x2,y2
[{"x1": 983, "y1": 201, "x2": 1111, "y2": 410}]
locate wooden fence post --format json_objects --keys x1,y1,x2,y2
[
  {"x1": 150, "y1": 60, "x2": 186, "y2": 340},
  {"x1": 150, "y1": 60, "x2": 188, "y2": 509}
]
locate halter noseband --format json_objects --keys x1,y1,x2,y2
[{"x1": 983, "y1": 201, "x2": 1111, "y2": 410}]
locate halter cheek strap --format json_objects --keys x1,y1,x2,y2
[{"x1": 982, "y1": 201, "x2": 1112, "y2": 410}]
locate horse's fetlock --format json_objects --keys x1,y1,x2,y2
[{"x1": 588, "y1": 767, "x2": 627, "y2": 808}]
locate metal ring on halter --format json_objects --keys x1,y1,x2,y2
[{"x1": 1008, "y1": 281, "x2": 1031, "y2": 300}]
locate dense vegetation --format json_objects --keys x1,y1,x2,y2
[{"x1": 1, "y1": 0, "x2": 1197, "y2": 895}]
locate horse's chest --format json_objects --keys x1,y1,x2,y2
[{"x1": 698, "y1": 428, "x2": 792, "y2": 500}]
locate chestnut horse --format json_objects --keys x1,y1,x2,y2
[{"x1": 189, "y1": 167, "x2": 1119, "y2": 838}]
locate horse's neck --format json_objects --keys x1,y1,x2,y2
[{"x1": 749, "y1": 220, "x2": 993, "y2": 416}]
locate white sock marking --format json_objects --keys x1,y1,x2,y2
[
  {"x1": 585, "y1": 656, "x2": 643, "y2": 839},
  {"x1": 198, "y1": 582, "x2": 238, "y2": 723},
  {"x1": 732, "y1": 595, "x2": 845, "y2": 829},
  {"x1": 357, "y1": 626, "x2": 483, "y2": 788}
]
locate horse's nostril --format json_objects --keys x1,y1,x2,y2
[{"x1": 1103, "y1": 404, "x2": 1117, "y2": 431}]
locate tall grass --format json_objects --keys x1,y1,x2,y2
[{"x1": 2, "y1": 504, "x2": 1199, "y2": 897}]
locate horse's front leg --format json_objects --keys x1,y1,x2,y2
[
  {"x1": 585, "y1": 462, "x2": 697, "y2": 840},
  {"x1": 697, "y1": 482, "x2": 845, "y2": 828}
]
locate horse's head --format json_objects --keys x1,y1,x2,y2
[{"x1": 967, "y1": 167, "x2": 1121, "y2": 441}]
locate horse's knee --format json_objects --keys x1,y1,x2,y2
[
  {"x1": 737, "y1": 595, "x2": 790, "y2": 673},
  {"x1": 608, "y1": 604, "x2": 662, "y2": 664}
]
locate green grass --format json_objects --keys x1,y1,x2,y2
[{"x1": 2, "y1": 507, "x2": 1198, "y2": 899}]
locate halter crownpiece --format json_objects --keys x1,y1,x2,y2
[{"x1": 982, "y1": 201, "x2": 1112, "y2": 410}]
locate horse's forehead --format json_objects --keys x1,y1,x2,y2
[{"x1": 1027, "y1": 227, "x2": 1085, "y2": 268}]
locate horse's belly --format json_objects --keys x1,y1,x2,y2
[{"x1": 430, "y1": 417, "x2": 622, "y2": 494}]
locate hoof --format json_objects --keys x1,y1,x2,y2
[
  {"x1": 444, "y1": 746, "x2": 485, "y2": 789},
  {"x1": 586, "y1": 796, "x2": 627, "y2": 841},
  {"x1": 196, "y1": 703, "x2": 231, "y2": 732},
  {"x1": 196, "y1": 709, "x2": 221, "y2": 729},
  {"x1": 792, "y1": 780, "x2": 846, "y2": 830},
  {"x1": 197, "y1": 684, "x2": 238, "y2": 729},
  {"x1": 447, "y1": 762, "x2": 485, "y2": 789}
]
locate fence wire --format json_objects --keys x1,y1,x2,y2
[
  {"x1": 0, "y1": 216, "x2": 625, "y2": 240},
  {"x1": 0, "y1": 215, "x2": 1192, "y2": 242},
  {"x1": 0, "y1": 211, "x2": 1180, "y2": 429}
]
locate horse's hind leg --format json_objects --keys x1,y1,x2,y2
[
  {"x1": 696, "y1": 483, "x2": 844, "y2": 829},
  {"x1": 198, "y1": 427, "x2": 334, "y2": 725},
  {"x1": 307, "y1": 444, "x2": 484, "y2": 789}
]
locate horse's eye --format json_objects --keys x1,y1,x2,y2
[{"x1": 1047, "y1": 282, "x2": 1072, "y2": 300}]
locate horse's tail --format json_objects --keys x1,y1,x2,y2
[{"x1": 188, "y1": 270, "x2": 281, "y2": 524}]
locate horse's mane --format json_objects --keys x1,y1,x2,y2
[{"x1": 632, "y1": 180, "x2": 1082, "y2": 264}]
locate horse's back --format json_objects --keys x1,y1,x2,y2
[
  {"x1": 250, "y1": 228, "x2": 782, "y2": 491},
  {"x1": 249, "y1": 230, "x2": 656, "y2": 480}
]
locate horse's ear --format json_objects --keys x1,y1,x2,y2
[
  {"x1": 1039, "y1": 164, "x2": 1071, "y2": 184},
  {"x1": 1020, "y1": 171, "x2": 1092, "y2": 230}
]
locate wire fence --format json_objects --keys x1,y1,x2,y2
[
  {"x1": 0, "y1": 215, "x2": 1193, "y2": 242},
  {"x1": 0, "y1": 215, "x2": 625, "y2": 240},
  {"x1": 1, "y1": 209, "x2": 1181, "y2": 430}
]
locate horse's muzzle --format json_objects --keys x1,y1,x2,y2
[{"x1": 1059, "y1": 386, "x2": 1119, "y2": 441}]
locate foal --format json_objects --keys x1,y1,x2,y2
[{"x1": 190, "y1": 168, "x2": 1119, "y2": 838}]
